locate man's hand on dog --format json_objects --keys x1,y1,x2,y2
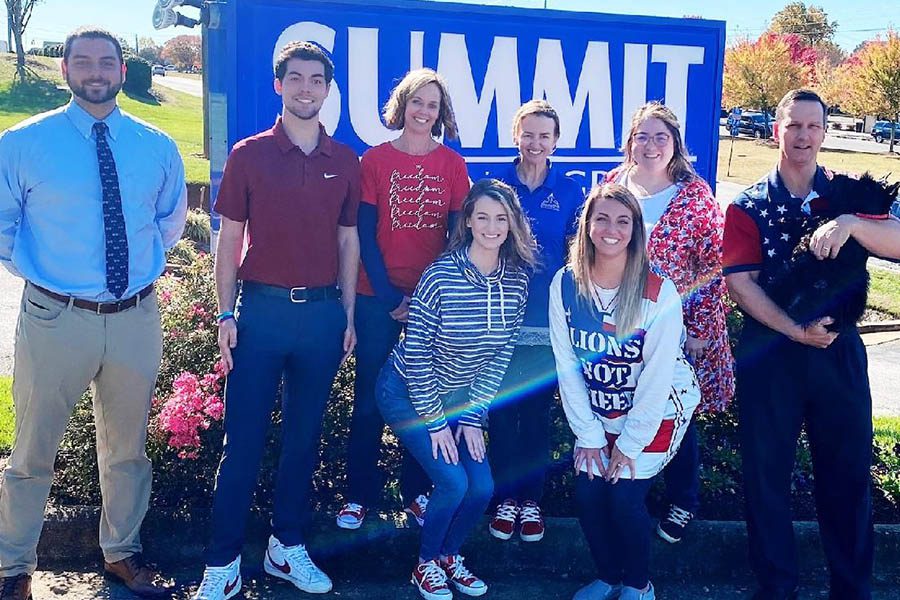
[
  {"x1": 789, "y1": 316, "x2": 838, "y2": 349},
  {"x1": 810, "y1": 215, "x2": 856, "y2": 260}
]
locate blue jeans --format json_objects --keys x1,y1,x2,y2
[
  {"x1": 206, "y1": 285, "x2": 346, "y2": 566},
  {"x1": 376, "y1": 364, "x2": 494, "y2": 561},
  {"x1": 575, "y1": 473, "x2": 654, "y2": 590},
  {"x1": 347, "y1": 294, "x2": 430, "y2": 507}
]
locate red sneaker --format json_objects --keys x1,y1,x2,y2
[
  {"x1": 488, "y1": 499, "x2": 518, "y2": 540},
  {"x1": 410, "y1": 559, "x2": 452, "y2": 600},
  {"x1": 441, "y1": 554, "x2": 487, "y2": 597},
  {"x1": 518, "y1": 501, "x2": 545, "y2": 542},
  {"x1": 335, "y1": 502, "x2": 366, "y2": 530},
  {"x1": 404, "y1": 494, "x2": 428, "y2": 527}
]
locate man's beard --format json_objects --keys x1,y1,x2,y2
[
  {"x1": 285, "y1": 101, "x2": 321, "y2": 122},
  {"x1": 67, "y1": 75, "x2": 122, "y2": 105}
]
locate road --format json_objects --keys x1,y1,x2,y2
[{"x1": 153, "y1": 73, "x2": 202, "y2": 97}]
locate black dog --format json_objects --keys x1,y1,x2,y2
[{"x1": 766, "y1": 172, "x2": 899, "y2": 332}]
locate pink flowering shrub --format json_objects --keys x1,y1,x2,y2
[{"x1": 155, "y1": 361, "x2": 227, "y2": 459}]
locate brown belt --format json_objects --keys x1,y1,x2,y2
[{"x1": 32, "y1": 284, "x2": 155, "y2": 314}]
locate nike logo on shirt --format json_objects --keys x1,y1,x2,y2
[{"x1": 323, "y1": 173, "x2": 338, "y2": 179}]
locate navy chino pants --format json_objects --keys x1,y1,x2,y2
[
  {"x1": 488, "y1": 344, "x2": 557, "y2": 505},
  {"x1": 206, "y1": 285, "x2": 346, "y2": 566},
  {"x1": 737, "y1": 320, "x2": 873, "y2": 599}
]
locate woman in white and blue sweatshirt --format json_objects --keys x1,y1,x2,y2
[
  {"x1": 549, "y1": 183, "x2": 699, "y2": 600},
  {"x1": 376, "y1": 179, "x2": 536, "y2": 600}
]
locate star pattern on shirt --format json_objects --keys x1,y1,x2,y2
[{"x1": 735, "y1": 183, "x2": 815, "y2": 272}]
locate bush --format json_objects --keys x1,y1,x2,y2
[
  {"x1": 123, "y1": 55, "x2": 152, "y2": 97},
  {"x1": 49, "y1": 257, "x2": 900, "y2": 523},
  {"x1": 183, "y1": 209, "x2": 211, "y2": 251}
]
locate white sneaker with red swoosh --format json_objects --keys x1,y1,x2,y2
[
  {"x1": 192, "y1": 555, "x2": 241, "y2": 600},
  {"x1": 263, "y1": 535, "x2": 333, "y2": 594}
]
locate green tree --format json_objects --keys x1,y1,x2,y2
[
  {"x1": 769, "y1": 2, "x2": 837, "y2": 47},
  {"x1": 137, "y1": 37, "x2": 162, "y2": 65},
  {"x1": 5, "y1": 0, "x2": 42, "y2": 81}
]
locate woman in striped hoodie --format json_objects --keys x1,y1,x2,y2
[{"x1": 376, "y1": 179, "x2": 536, "y2": 600}]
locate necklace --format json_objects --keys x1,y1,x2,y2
[{"x1": 591, "y1": 284, "x2": 619, "y2": 313}]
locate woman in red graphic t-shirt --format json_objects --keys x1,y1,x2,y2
[{"x1": 336, "y1": 68, "x2": 471, "y2": 532}]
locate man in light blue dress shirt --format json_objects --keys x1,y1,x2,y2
[{"x1": 0, "y1": 27, "x2": 186, "y2": 599}]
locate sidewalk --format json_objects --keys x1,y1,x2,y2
[
  {"x1": 38, "y1": 509, "x2": 900, "y2": 600},
  {"x1": 27, "y1": 568, "x2": 899, "y2": 599}
]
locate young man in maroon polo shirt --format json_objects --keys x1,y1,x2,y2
[{"x1": 192, "y1": 41, "x2": 360, "y2": 599}]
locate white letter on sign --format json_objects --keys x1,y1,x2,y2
[
  {"x1": 651, "y1": 45, "x2": 705, "y2": 138},
  {"x1": 621, "y1": 44, "x2": 648, "y2": 142},
  {"x1": 532, "y1": 39, "x2": 614, "y2": 149},
  {"x1": 437, "y1": 34, "x2": 521, "y2": 149},
  {"x1": 348, "y1": 27, "x2": 394, "y2": 146}
]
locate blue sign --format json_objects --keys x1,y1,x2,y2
[{"x1": 206, "y1": 0, "x2": 725, "y2": 209}]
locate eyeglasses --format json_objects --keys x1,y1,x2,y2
[{"x1": 633, "y1": 132, "x2": 672, "y2": 146}]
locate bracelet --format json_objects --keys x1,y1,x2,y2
[{"x1": 216, "y1": 311, "x2": 235, "y2": 323}]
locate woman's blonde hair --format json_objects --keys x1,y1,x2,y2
[
  {"x1": 382, "y1": 68, "x2": 459, "y2": 140},
  {"x1": 568, "y1": 183, "x2": 649, "y2": 339},
  {"x1": 622, "y1": 102, "x2": 696, "y2": 184},
  {"x1": 448, "y1": 179, "x2": 537, "y2": 271},
  {"x1": 511, "y1": 99, "x2": 561, "y2": 140}
]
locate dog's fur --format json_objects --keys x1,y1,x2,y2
[{"x1": 765, "y1": 172, "x2": 899, "y2": 331}]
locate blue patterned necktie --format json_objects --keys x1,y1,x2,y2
[{"x1": 93, "y1": 122, "x2": 129, "y2": 299}]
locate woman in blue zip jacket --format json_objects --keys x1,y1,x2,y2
[{"x1": 489, "y1": 100, "x2": 584, "y2": 543}]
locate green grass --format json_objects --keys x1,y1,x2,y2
[
  {"x1": 718, "y1": 136, "x2": 900, "y2": 186},
  {"x1": 0, "y1": 376, "x2": 12, "y2": 455},
  {"x1": 869, "y1": 267, "x2": 900, "y2": 318},
  {"x1": 0, "y1": 54, "x2": 208, "y2": 185},
  {"x1": 873, "y1": 416, "x2": 900, "y2": 507}
]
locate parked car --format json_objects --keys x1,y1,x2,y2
[
  {"x1": 165, "y1": 65, "x2": 177, "y2": 71},
  {"x1": 735, "y1": 112, "x2": 773, "y2": 139},
  {"x1": 152, "y1": 64, "x2": 166, "y2": 76},
  {"x1": 871, "y1": 121, "x2": 900, "y2": 143},
  {"x1": 735, "y1": 112, "x2": 772, "y2": 138}
]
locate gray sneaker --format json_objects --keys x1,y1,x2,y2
[
  {"x1": 619, "y1": 583, "x2": 655, "y2": 600},
  {"x1": 573, "y1": 578, "x2": 622, "y2": 600}
]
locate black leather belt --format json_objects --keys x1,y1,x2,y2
[
  {"x1": 241, "y1": 281, "x2": 342, "y2": 303},
  {"x1": 33, "y1": 284, "x2": 154, "y2": 314}
]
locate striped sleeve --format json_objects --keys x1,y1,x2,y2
[
  {"x1": 404, "y1": 269, "x2": 448, "y2": 432},
  {"x1": 460, "y1": 275, "x2": 528, "y2": 428}
]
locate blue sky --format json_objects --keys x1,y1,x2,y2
[{"x1": 1, "y1": 0, "x2": 896, "y2": 52}]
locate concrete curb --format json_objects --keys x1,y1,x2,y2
[
  {"x1": 36, "y1": 506, "x2": 900, "y2": 584},
  {"x1": 859, "y1": 320, "x2": 900, "y2": 334}
]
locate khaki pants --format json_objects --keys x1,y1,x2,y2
[{"x1": 0, "y1": 284, "x2": 162, "y2": 576}]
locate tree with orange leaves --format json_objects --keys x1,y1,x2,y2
[
  {"x1": 829, "y1": 31, "x2": 900, "y2": 152},
  {"x1": 723, "y1": 33, "x2": 809, "y2": 115},
  {"x1": 161, "y1": 35, "x2": 201, "y2": 71}
]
